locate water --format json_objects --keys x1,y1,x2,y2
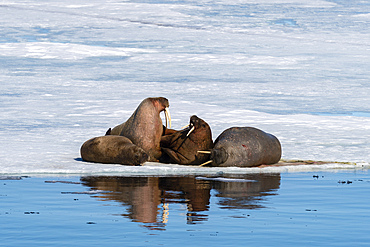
[{"x1": 2, "y1": 171, "x2": 370, "y2": 246}]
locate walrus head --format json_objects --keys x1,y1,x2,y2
[
  {"x1": 131, "y1": 147, "x2": 149, "y2": 165},
  {"x1": 159, "y1": 115, "x2": 213, "y2": 165},
  {"x1": 155, "y1": 97, "x2": 169, "y2": 109},
  {"x1": 149, "y1": 97, "x2": 171, "y2": 128},
  {"x1": 185, "y1": 115, "x2": 211, "y2": 138}
]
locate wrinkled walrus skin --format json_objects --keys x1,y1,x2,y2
[
  {"x1": 107, "y1": 97, "x2": 170, "y2": 162},
  {"x1": 210, "y1": 127, "x2": 281, "y2": 167},
  {"x1": 160, "y1": 115, "x2": 214, "y2": 165},
  {"x1": 80, "y1": 135, "x2": 149, "y2": 166}
]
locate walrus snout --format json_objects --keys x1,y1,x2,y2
[
  {"x1": 187, "y1": 115, "x2": 208, "y2": 136},
  {"x1": 152, "y1": 98, "x2": 171, "y2": 128},
  {"x1": 211, "y1": 147, "x2": 228, "y2": 166},
  {"x1": 186, "y1": 115, "x2": 198, "y2": 137}
]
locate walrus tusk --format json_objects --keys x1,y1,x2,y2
[
  {"x1": 199, "y1": 160, "x2": 213, "y2": 167},
  {"x1": 197, "y1": 150, "x2": 212, "y2": 154},
  {"x1": 186, "y1": 125, "x2": 195, "y2": 136},
  {"x1": 181, "y1": 124, "x2": 189, "y2": 129},
  {"x1": 164, "y1": 107, "x2": 171, "y2": 129}
]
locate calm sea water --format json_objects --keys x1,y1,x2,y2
[{"x1": 2, "y1": 171, "x2": 370, "y2": 246}]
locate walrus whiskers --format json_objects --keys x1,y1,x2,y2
[
  {"x1": 164, "y1": 107, "x2": 171, "y2": 128},
  {"x1": 197, "y1": 150, "x2": 212, "y2": 154},
  {"x1": 199, "y1": 160, "x2": 213, "y2": 167}
]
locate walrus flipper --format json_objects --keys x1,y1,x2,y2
[{"x1": 105, "y1": 128, "x2": 112, "y2": 136}]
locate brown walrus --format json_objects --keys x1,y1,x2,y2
[
  {"x1": 199, "y1": 127, "x2": 281, "y2": 167},
  {"x1": 80, "y1": 135, "x2": 148, "y2": 166},
  {"x1": 159, "y1": 115, "x2": 214, "y2": 165},
  {"x1": 106, "y1": 97, "x2": 172, "y2": 162}
]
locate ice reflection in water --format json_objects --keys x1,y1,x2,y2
[{"x1": 80, "y1": 174, "x2": 280, "y2": 230}]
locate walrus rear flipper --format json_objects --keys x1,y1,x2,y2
[
  {"x1": 105, "y1": 128, "x2": 112, "y2": 136},
  {"x1": 161, "y1": 147, "x2": 189, "y2": 165}
]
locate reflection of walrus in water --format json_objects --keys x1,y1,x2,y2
[
  {"x1": 200, "y1": 127, "x2": 282, "y2": 167},
  {"x1": 80, "y1": 174, "x2": 281, "y2": 228},
  {"x1": 106, "y1": 97, "x2": 172, "y2": 162},
  {"x1": 80, "y1": 136, "x2": 148, "y2": 165},
  {"x1": 80, "y1": 176, "x2": 212, "y2": 228},
  {"x1": 160, "y1": 115, "x2": 214, "y2": 165},
  {"x1": 209, "y1": 174, "x2": 280, "y2": 209}
]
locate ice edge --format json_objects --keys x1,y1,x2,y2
[{"x1": 1, "y1": 162, "x2": 369, "y2": 177}]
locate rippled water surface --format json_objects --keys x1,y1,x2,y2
[{"x1": 2, "y1": 171, "x2": 370, "y2": 246}]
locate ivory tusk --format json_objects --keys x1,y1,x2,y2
[
  {"x1": 164, "y1": 107, "x2": 171, "y2": 129},
  {"x1": 197, "y1": 150, "x2": 212, "y2": 154},
  {"x1": 186, "y1": 126, "x2": 195, "y2": 136},
  {"x1": 181, "y1": 124, "x2": 189, "y2": 129},
  {"x1": 199, "y1": 160, "x2": 213, "y2": 167}
]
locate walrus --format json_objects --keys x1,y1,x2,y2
[
  {"x1": 199, "y1": 127, "x2": 281, "y2": 167},
  {"x1": 160, "y1": 115, "x2": 214, "y2": 165},
  {"x1": 80, "y1": 135, "x2": 149, "y2": 166},
  {"x1": 106, "y1": 97, "x2": 172, "y2": 162}
]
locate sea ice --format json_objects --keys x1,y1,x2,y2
[{"x1": 0, "y1": 0, "x2": 369, "y2": 175}]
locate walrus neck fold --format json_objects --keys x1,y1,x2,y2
[{"x1": 211, "y1": 147, "x2": 228, "y2": 166}]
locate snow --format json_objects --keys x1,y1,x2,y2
[
  {"x1": 0, "y1": 42, "x2": 151, "y2": 59},
  {"x1": 0, "y1": 0, "x2": 369, "y2": 175}
]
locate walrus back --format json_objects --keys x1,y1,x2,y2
[
  {"x1": 80, "y1": 135, "x2": 148, "y2": 165},
  {"x1": 213, "y1": 127, "x2": 281, "y2": 167}
]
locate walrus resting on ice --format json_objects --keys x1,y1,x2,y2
[
  {"x1": 80, "y1": 135, "x2": 148, "y2": 166},
  {"x1": 199, "y1": 127, "x2": 281, "y2": 167},
  {"x1": 106, "y1": 97, "x2": 171, "y2": 162},
  {"x1": 160, "y1": 115, "x2": 214, "y2": 165}
]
